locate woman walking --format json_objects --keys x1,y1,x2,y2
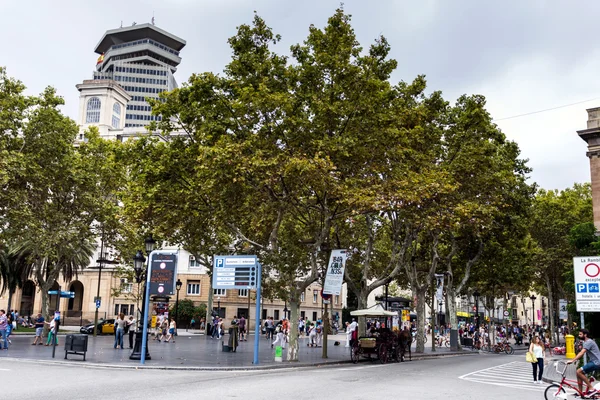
[
  {"x1": 114, "y1": 313, "x2": 126, "y2": 349},
  {"x1": 164, "y1": 318, "x2": 176, "y2": 343},
  {"x1": 529, "y1": 335, "x2": 547, "y2": 384}
]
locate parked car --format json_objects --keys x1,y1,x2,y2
[{"x1": 80, "y1": 319, "x2": 115, "y2": 335}]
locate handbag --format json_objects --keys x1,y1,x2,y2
[{"x1": 526, "y1": 351, "x2": 538, "y2": 363}]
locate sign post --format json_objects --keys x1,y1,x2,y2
[
  {"x1": 212, "y1": 255, "x2": 261, "y2": 363},
  {"x1": 141, "y1": 251, "x2": 178, "y2": 365},
  {"x1": 322, "y1": 250, "x2": 347, "y2": 359},
  {"x1": 573, "y1": 256, "x2": 600, "y2": 365}
]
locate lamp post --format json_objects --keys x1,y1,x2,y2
[
  {"x1": 283, "y1": 302, "x2": 288, "y2": 320},
  {"x1": 93, "y1": 237, "x2": 117, "y2": 337},
  {"x1": 130, "y1": 234, "x2": 156, "y2": 360},
  {"x1": 530, "y1": 295, "x2": 537, "y2": 330},
  {"x1": 473, "y1": 290, "x2": 480, "y2": 329},
  {"x1": 175, "y1": 278, "x2": 182, "y2": 333}
]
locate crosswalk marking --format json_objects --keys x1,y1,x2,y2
[{"x1": 459, "y1": 361, "x2": 548, "y2": 392}]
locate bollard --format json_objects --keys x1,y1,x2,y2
[
  {"x1": 274, "y1": 346, "x2": 283, "y2": 362},
  {"x1": 566, "y1": 334, "x2": 576, "y2": 359}
]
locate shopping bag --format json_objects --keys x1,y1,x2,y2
[{"x1": 526, "y1": 351, "x2": 537, "y2": 363}]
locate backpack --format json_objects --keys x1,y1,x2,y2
[{"x1": 316, "y1": 326, "x2": 322, "y2": 334}]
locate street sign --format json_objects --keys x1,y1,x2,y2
[
  {"x1": 212, "y1": 255, "x2": 258, "y2": 289},
  {"x1": 574, "y1": 257, "x2": 600, "y2": 312},
  {"x1": 149, "y1": 252, "x2": 178, "y2": 296},
  {"x1": 95, "y1": 299, "x2": 101, "y2": 309},
  {"x1": 559, "y1": 299, "x2": 568, "y2": 320},
  {"x1": 48, "y1": 290, "x2": 75, "y2": 298},
  {"x1": 503, "y1": 310, "x2": 509, "y2": 317},
  {"x1": 323, "y1": 249, "x2": 347, "y2": 295}
]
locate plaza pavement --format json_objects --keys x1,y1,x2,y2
[{"x1": 1, "y1": 328, "x2": 475, "y2": 370}]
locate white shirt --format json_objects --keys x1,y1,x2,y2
[
  {"x1": 531, "y1": 344, "x2": 544, "y2": 359},
  {"x1": 349, "y1": 321, "x2": 358, "y2": 332}
]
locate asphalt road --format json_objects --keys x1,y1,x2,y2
[{"x1": 0, "y1": 352, "x2": 552, "y2": 399}]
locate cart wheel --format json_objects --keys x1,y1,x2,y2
[
  {"x1": 350, "y1": 345, "x2": 360, "y2": 364},
  {"x1": 379, "y1": 344, "x2": 388, "y2": 364},
  {"x1": 544, "y1": 384, "x2": 565, "y2": 400}
]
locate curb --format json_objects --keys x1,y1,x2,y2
[{"x1": 0, "y1": 351, "x2": 476, "y2": 371}]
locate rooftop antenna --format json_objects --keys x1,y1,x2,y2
[
  {"x1": 120, "y1": 20, "x2": 123, "y2": 28},
  {"x1": 151, "y1": 12, "x2": 155, "y2": 25}
]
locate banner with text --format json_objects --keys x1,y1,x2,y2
[
  {"x1": 323, "y1": 249, "x2": 347, "y2": 295},
  {"x1": 559, "y1": 299, "x2": 568, "y2": 320},
  {"x1": 149, "y1": 252, "x2": 178, "y2": 296}
]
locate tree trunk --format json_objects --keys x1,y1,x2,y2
[
  {"x1": 356, "y1": 291, "x2": 369, "y2": 337},
  {"x1": 7, "y1": 291, "x2": 13, "y2": 315},
  {"x1": 415, "y1": 287, "x2": 426, "y2": 353},
  {"x1": 287, "y1": 299, "x2": 299, "y2": 361},
  {"x1": 447, "y1": 288, "x2": 459, "y2": 351},
  {"x1": 322, "y1": 302, "x2": 329, "y2": 359},
  {"x1": 545, "y1": 275, "x2": 557, "y2": 345}
]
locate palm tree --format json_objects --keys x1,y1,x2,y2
[
  {"x1": 0, "y1": 245, "x2": 27, "y2": 313},
  {"x1": 14, "y1": 237, "x2": 96, "y2": 322}
]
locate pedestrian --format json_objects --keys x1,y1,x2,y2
[
  {"x1": 44, "y1": 313, "x2": 58, "y2": 346},
  {"x1": 307, "y1": 323, "x2": 317, "y2": 347},
  {"x1": 567, "y1": 329, "x2": 600, "y2": 396},
  {"x1": 127, "y1": 316, "x2": 136, "y2": 349},
  {"x1": 114, "y1": 313, "x2": 126, "y2": 349},
  {"x1": 200, "y1": 317, "x2": 205, "y2": 331},
  {"x1": 0, "y1": 310, "x2": 8, "y2": 350},
  {"x1": 529, "y1": 336, "x2": 547, "y2": 384},
  {"x1": 164, "y1": 318, "x2": 176, "y2": 343},
  {"x1": 346, "y1": 319, "x2": 357, "y2": 347},
  {"x1": 212, "y1": 317, "x2": 221, "y2": 339},
  {"x1": 6, "y1": 314, "x2": 13, "y2": 344},
  {"x1": 265, "y1": 317, "x2": 274, "y2": 340},
  {"x1": 238, "y1": 315, "x2": 246, "y2": 341},
  {"x1": 272, "y1": 325, "x2": 286, "y2": 349},
  {"x1": 298, "y1": 317, "x2": 305, "y2": 337},
  {"x1": 191, "y1": 317, "x2": 196, "y2": 330},
  {"x1": 32, "y1": 313, "x2": 45, "y2": 345}
]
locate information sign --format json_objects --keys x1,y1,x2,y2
[
  {"x1": 149, "y1": 252, "x2": 178, "y2": 296},
  {"x1": 574, "y1": 256, "x2": 600, "y2": 312},
  {"x1": 212, "y1": 255, "x2": 258, "y2": 289}
]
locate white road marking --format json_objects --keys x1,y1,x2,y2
[{"x1": 459, "y1": 361, "x2": 548, "y2": 392}]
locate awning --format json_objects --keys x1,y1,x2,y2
[{"x1": 350, "y1": 303, "x2": 397, "y2": 317}]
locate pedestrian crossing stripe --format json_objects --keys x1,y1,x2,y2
[{"x1": 459, "y1": 361, "x2": 548, "y2": 392}]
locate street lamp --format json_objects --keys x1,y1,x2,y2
[
  {"x1": 175, "y1": 278, "x2": 182, "y2": 333},
  {"x1": 530, "y1": 295, "x2": 537, "y2": 329},
  {"x1": 130, "y1": 234, "x2": 156, "y2": 360},
  {"x1": 473, "y1": 290, "x2": 480, "y2": 329},
  {"x1": 283, "y1": 302, "x2": 289, "y2": 320},
  {"x1": 93, "y1": 237, "x2": 117, "y2": 337}
]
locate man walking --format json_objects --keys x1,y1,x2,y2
[
  {"x1": 32, "y1": 313, "x2": 45, "y2": 345},
  {"x1": 127, "y1": 316, "x2": 136, "y2": 349},
  {"x1": 0, "y1": 310, "x2": 8, "y2": 350},
  {"x1": 238, "y1": 315, "x2": 246, "y2": 341}
]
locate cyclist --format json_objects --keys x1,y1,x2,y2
[{"x1": 567, "y1": 329, "x2": 600, "y2": 397}]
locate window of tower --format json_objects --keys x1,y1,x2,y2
[
  {"x1": 86, "y1": 97, "x2": 101, "y2": 124},
  {"x1": 112, "y1": 102, "x2": 121, "y2": 129}
]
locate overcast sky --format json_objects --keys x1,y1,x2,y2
[{"x1": 2, "y1": 0, "x2": 598, "y2": 190}]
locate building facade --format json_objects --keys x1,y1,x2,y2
[{"x1": 92, "y1": 23, "x2": 185, "y2": 128}]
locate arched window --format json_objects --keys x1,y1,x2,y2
[
  {"x1": 112, "y1": 102, "x2": 121, "y2": 129},
  {"x1": 85, "y1": 97, "x2": 101, "y2": 123}
]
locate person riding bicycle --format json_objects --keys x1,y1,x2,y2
[{"x1": 567, "y1": 329, "x2": 600, "y2": 397}]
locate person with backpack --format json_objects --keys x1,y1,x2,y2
[{"x1": 307, "y1": 323, "x2": 317, "y2": 347}]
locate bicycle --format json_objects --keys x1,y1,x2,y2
[
  {"x1": 544, "y1": 360, "x2": 598, "y2": 399},
  {"x1": 492, "y1": 341, "x2": 515, "y2": 354},
  {"x1": 435, "y1": 335, "x2": 450, "y2": 348}
]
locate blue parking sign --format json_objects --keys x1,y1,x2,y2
[{"x1": 577, "y1": 283, "x2": 588, "y2": 293}]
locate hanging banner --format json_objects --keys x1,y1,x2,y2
[
  {"x1": 435, "y1": 274, "x2": 444, "y2": 302},
  {"x1": 323, "y1": 249, "x2": 347, "y2": 295},
  {"x1": 559, "y1": 299, "x2": 568, "y2": 320},
  {"x1": 537, "y1": 309, "x2": 542, "y2": 321}
]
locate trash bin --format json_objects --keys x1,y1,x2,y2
[
  {"x1": 228, "y1": 325, "x2": 239, "y2": 352},
  {"x1": 65, "y1": 334, "x2": 88, "y2": 360}
]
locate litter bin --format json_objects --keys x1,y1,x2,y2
[
  {"x1": 65, "y1": 334, "x2": 88, "y2": 360},
  {"x1": 227, "y1": 325, "x2": 239, "y2": 352}
]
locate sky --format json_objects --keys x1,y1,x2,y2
[{"x1": 2, "y1": 0, "x2": 598, "y2": 190}]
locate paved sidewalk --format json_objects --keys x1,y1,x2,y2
[{"x1": 0, "y1": 331, "x2": 474, "y2": 370}]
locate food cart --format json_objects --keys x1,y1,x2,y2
[{"x1": 349, "y1": 304, "x2": 400, "y2": 364}]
